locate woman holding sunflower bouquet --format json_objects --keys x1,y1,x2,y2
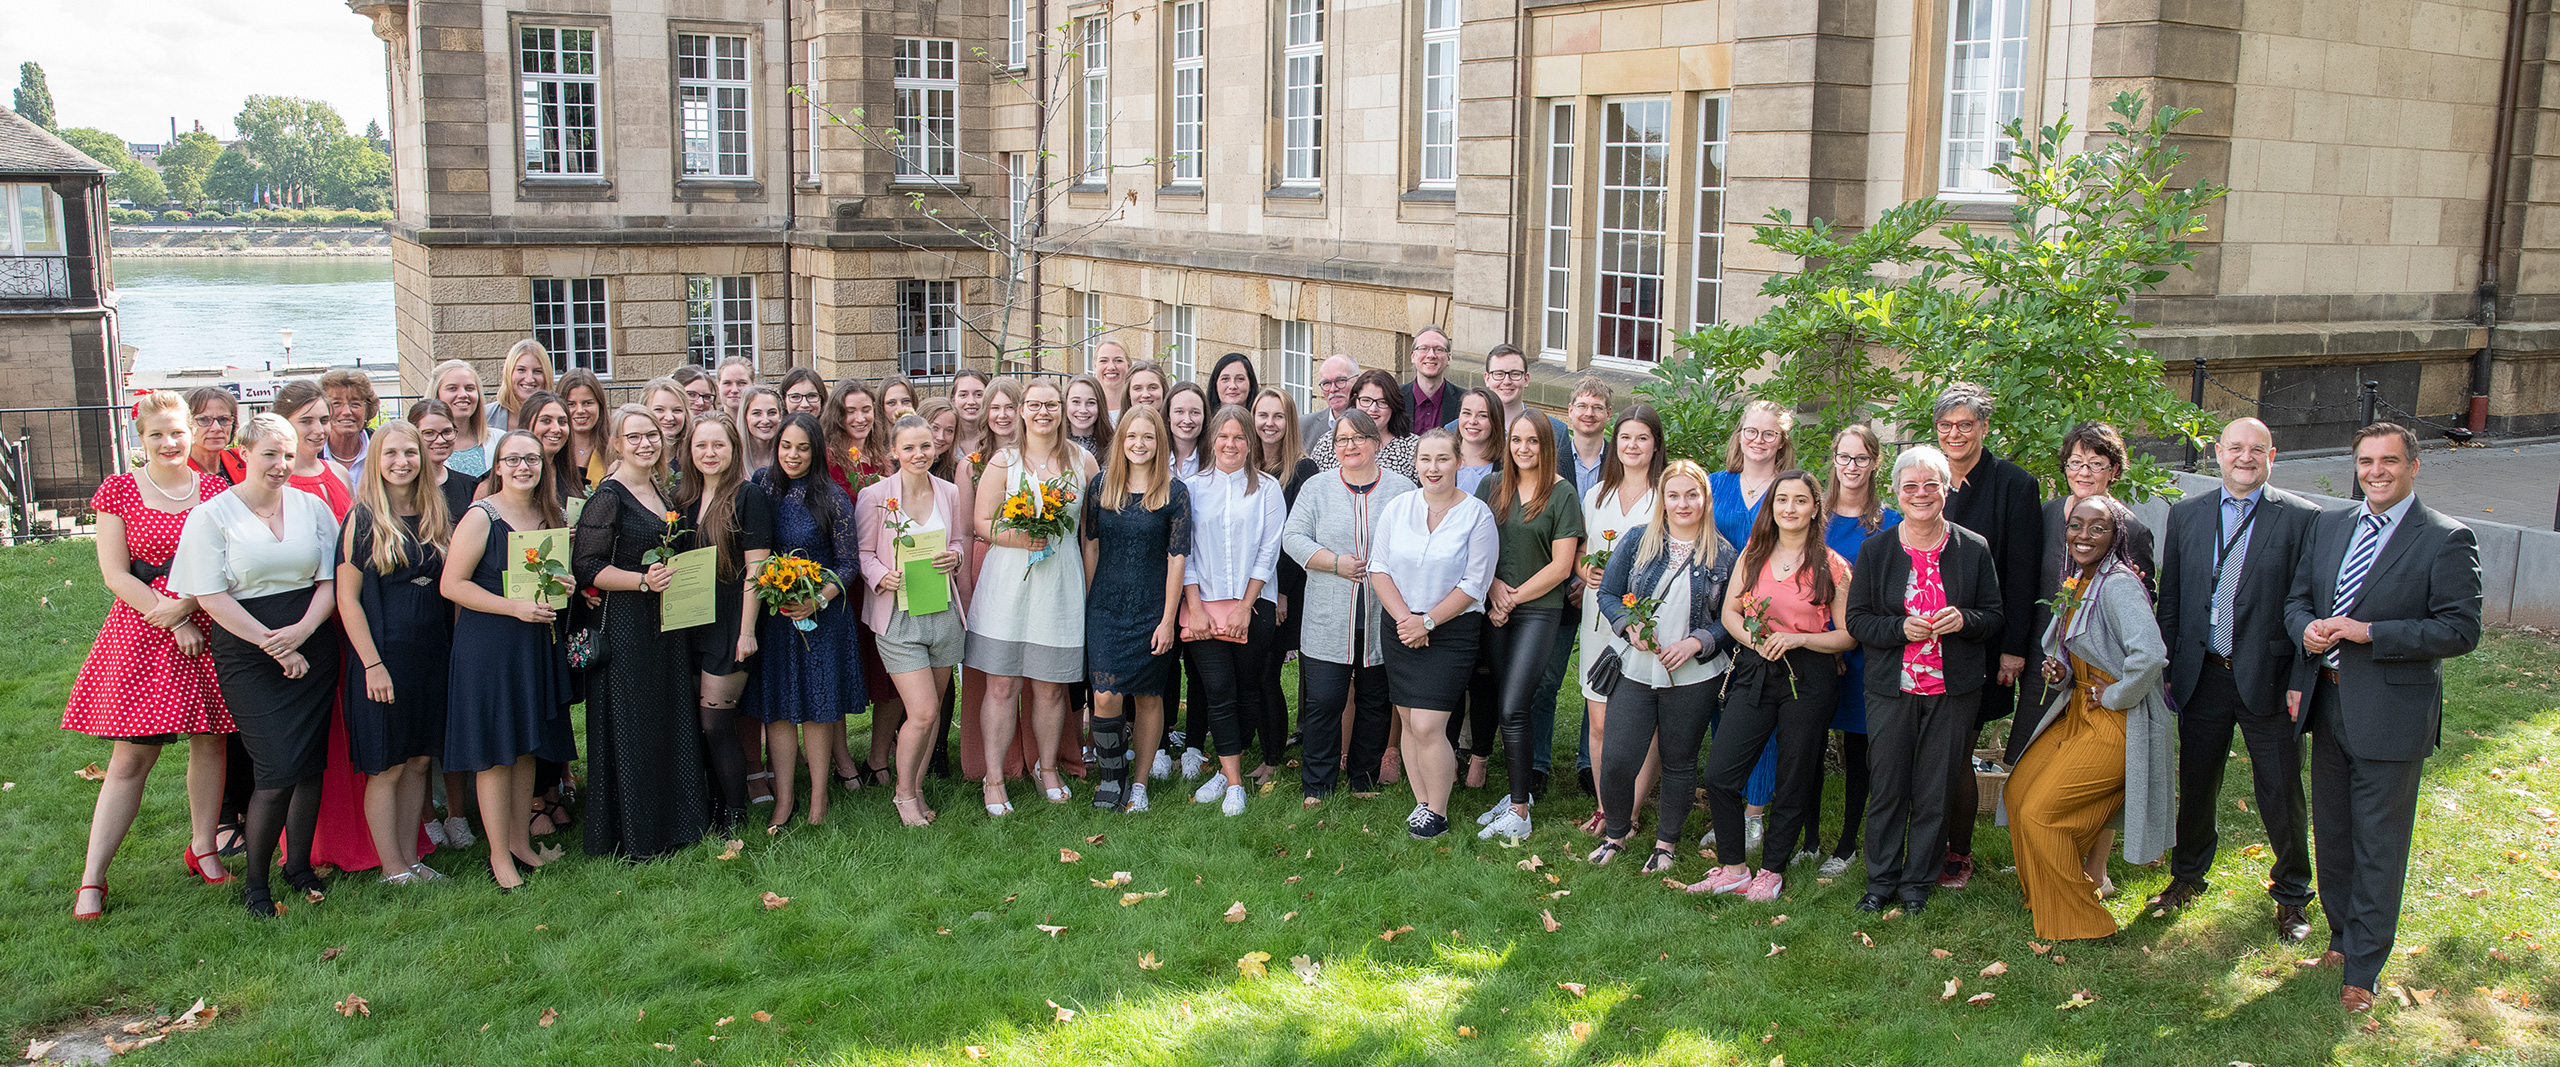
[
  {"x1": 965, "y1": 378, "x2": 1096, "y2": 816},
  {"x1": 747, "y1": 412, "x2": 865, "y2": 832}
]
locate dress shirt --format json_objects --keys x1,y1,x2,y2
[
  {"x1": 1410, "y1": 379, "x2": 1455, "y2": 430},
  {"x1": 1570, "y1": 446, "x2": 1606, "y2": 496},
  {"x1": 1368, "y1": 489, "x2": 1499, "y2": 617},
  {"x1": 2208, "y1": 486, "x2": 2263, "y2": 653},
  {"x1": 1185, "y1": 465, "x2": 1286, "y2": 605},
  {"x1": 169, "y1": 487, "x2": 342, "y2": 600}
]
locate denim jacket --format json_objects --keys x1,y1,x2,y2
[{"x1": 1596, "y1": 524, "x2": 1739, "y2": 658}]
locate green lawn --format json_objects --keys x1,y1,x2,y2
[{"x1": 1, "y1": 541, "x2": 2553, "y2": 1065}]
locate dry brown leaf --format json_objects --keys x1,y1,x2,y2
[
  {"x1": 335, "y1": 994, "x2": 370, "y2": 1017},
  {"x1": 653, "y1": 1043, "x2": 675, "y2": 1051},
  {"x1": 1285, "y1": 875, "x2": 1302, "y2": 884},
  {"x1": 1766, "y1": 943, "x2": 1786, "y2": 957},
  {"x1": 1854, "y1": 931, "x2": 1876, "y2": 948},
  {"x1": 1541, "y1": 909, "x2": 1563, "y2": 933},
  {"x1": 1930, "y1": 947, "x2": 1952, "y2": 959},
  {"x1": 1224, "y1": 900, "x2": 1249, "y2": 922},
  {"x1": 1770, "y1": 914, "x2": 1788, "y2": 926},
  {"x1": 1035, "y1": 924, "x2": 1068, "y2": 937},
  {"x1": 1119, "y1": 890, "x2": 1168, "y2": 906},
  {"x1": 102, "y1": 1035, "x2": 166, "y2": 1055},
  {"x1": 1379, "y1": 925, "x2": 1414, "y2": 941},
  {"x1": 714, "y1": 1016, "x2": 733, "y2": 1027},
  {"x1": 1544, "y1": 889, "x2": 1571, "y2": 899},
  {"x1": 752, "y1": 1010, "x2": 771, "y2": 1022},
  {"x1": 1085, "y1": 833, "x2": 1108, "y2": 844},
  {"x1": 1282, "y1": 911, "x2": 1299, "y2": 921},
  {"x1": 1967, "y1": 992, "x2": 1996, "y2": 1005},
  {"x1": 1545, "y1": 872, "x2": 1560, "y2": 884},
  {"x1": 1291, "y1": 955, "x2": 1321, "y2": 984},
  {"x1": 1047, "y1": 999, "x2": 1076, "y2": 1022},
  {"x1": 165, "y1": 999, "x2": 215, "y2": 1032},
  {"x1": 1881, "y1": 907, "x2": 1902, "y2": 921},
  {"x1": 1569, "y1": 1020, "x2": 1592, "y2": 1040},
  {"x1": 761, "y1": 891, "x2": 790, "y2": 909},
  {"x1": 1980, "y1": 960, "x2": 2009, "y2": 977},
  {"x1": 1059, "y1": 848, "x2": 1082, "y2": 863},
  {"x1": 1178, "y1": 1001, "x2": 1194, "y2": 1019},
  {"x1": 1941, "y1": 978, "x2": 1962, "y2": 1000},
  {"x1": 1558, "y1": 982, "x2": 1588, "y2": 998},
  {"x1": 2414, "y1": 988, "x2": 2437, "y2": 1005},
  {"x1": 1237, "y1": 951, "x2": 1271, "y2": 977},
  {"x1": 538, "y1": 1007, "x2": 559, "y2": 1027},
  {"x1": 1518, "y1": 855, "x2": 1546, "y2": 871},
  {"x1": 2029, "y1": 941, "x2": 2053, "y2": 955},
  {"x1": 716, "y1": 840, "x2": 743, "y2": 860},
  {"x1": 320, "y1": 945, "x2": 344, "y2": 962},
  {"x1": 1456, "y1": 1025, "x2": 1479, "y2": 1037},
  {"x1": 24, "y1": 1039, "x2": 58, "y2": 1061},
  {"x1": 965, "y1": 1047, "x2": 990, "y2": 1061},
  {"x1": 1138, "y1": 951, "x2": 1164, "y2": 970},
  {"x1": 2056, "y1": 990, "x2": 2098, "y2": 1011},
  {"x1": 76, "y1": 762, "x2": 106, "y2": 781}
]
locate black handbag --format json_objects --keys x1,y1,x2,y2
[
  {"x1": 566, "y1": 597, "x2": 608, "y2": 671},
  {"x1": 1583, "y1": 646, "x2": 1625, "y2": 698}
]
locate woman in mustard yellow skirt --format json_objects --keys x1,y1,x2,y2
[{"x1": 2009, "y1": 496, "x2": 2173, "y2": 940}]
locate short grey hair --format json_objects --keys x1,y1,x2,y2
[
  {"x1": 1931, "y1": 382, "x2": 1995, "y2": 423},
  {"x1": 1891, "y1": 444, "x2": 1955, "y2": 487}
]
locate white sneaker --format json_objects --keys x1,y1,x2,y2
[
  {"x1": 1698, "y1": 829, "x2": 1717, "y2": 849},
  {"x1": 1125, "y1": 782, "x2": 1151, "y2": 812},
  {"x1": 1150, "y1": 750, "x2": 1173, "y2": 780},
  {"x1": 1818, "y1": 855, "x2": 1853, "y2": 879},
  {"x1": 1221, "y1": 785, "x2": 1248, "y2": 817},
  {"x1": 442, "y1": 816, "x2": 476, "y2": 848},
  {"x1": 1792, "y1": 850, "x2": 1821, "y2": 867},
  {"x1": 1475, "y1": 794, "x2": 1514, "y2": 826},
  {"x1": 1180, "y1": 748, "x2": 1207, "y2": 779},
  {"x1": 1743, "y1": 813, "x2": 1765, "y2": 852},
  {"x1": 1192, "y1": 772, "x2": 1231, "y2": 804},
  {"x1": 1479, "y1": 807, "x2": 1533, "y2": 841},
  {"x1": 423, "y1": 818, "x2": 449, "y2": 847}
]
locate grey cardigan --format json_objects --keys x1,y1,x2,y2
[
  {"x1": 1282, "y1": 467, "x2": 1417, "y2": 666},
  {"x1": 2024, "y1": 562, "x2": 2174, "y2": 865}
]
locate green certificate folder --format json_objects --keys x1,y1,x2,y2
[
  {"x1": 502, "y1": 527, "x2": 573, "y2": 609},
  {"x1": 895, "y1": 528, "x2": 950, "y2": 616},
  {"x1": 659, "y1": 546, "x2": 719, "y2": 631}
]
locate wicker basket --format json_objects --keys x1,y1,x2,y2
[{"x1": 1973, "y1": 748, "x2": 2011, "y2": 816}]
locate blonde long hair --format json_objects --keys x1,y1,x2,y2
[
  {"x1": 429, "y1": 359, "x2": 489, "y2": 440},
  {"x1": 354, "y1": 420, "x2": 453, "y2": 575},
  {"x1": 1723, "y1": 399, "x2": 1797, "y2": 473},
  {"x1": 1635, "y1": 458, "x2": 1720, "y2": 569},
  {"x1": 497, "y1": 339, "x2": 554, "y2": 423},
  {"x1": 1102, "y1": 403, "x2": 1174, "y2": 512}
]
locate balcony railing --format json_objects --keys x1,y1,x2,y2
[{"x1": 0, "y1": 256, "x2": 72, "y2": 302}]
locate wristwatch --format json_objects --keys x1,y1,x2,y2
[{"x1": 1417, "y1": 612, "x2": 1437, "y2": 632}]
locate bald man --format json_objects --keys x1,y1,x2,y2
[
  {"x1": 1300, "y1": 354, "x2": 1359, "y2": 444},
  {"x1": 2152, "y1": 417, "x2": 2322, "y2": 940}
]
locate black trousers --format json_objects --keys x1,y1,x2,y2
[
  {"x1": 1487, "y1": 607, "x2": 1564, "y2": 805},
  {"x1": 1598, "y1": 677, "x2": 1716, "y2": 844},
  {"x1": 2169, "y1": 659, "x2": 2313, "y2": 904},
  {"x1": 1184, "y1": 601, "x2": 1276, "y2": 760},
  {"x1": 1297, "y1": 626, "x2": 1390, "y2": 798},
  {"x1": 1865, "y1": 688, "x2": 1981, "y2": 899},
  {"x1": 2307, "y1": 683, "x2": 2427, "y2": 993},
  {"x1": 1704, "y1": 648, "x2": 1839, "y2": 869}
]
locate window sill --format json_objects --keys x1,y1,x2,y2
[
  {"x1": 888, "y1": 180, "x2": 973, "y2": 196},
  {"x1": 1068, "y1": 182, "x2": 1109, "y2": 196},
  {"x1": 1156, "y1": 184, "x2": 1205, "y2": 198},
  {"x1": 1940, "y1": 197, "x2": 2018, "y2": 222},
  {"x1": 796, "y1": 179, "x2": 822, "y2": 191},
  {"x1": 675, "y1": 178, "x2": 766, "y2": 202},
  {"x1": 1264, "y1": 185, "x2": 1324, "y2": 200},
  {"x1": 1400, "y1": 187, "x2": 1456, "y2": 203},
  {"x1": 518, "y1": 178, "x2": 616, "y2": 202}
]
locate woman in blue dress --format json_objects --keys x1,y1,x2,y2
[
  {"x1": 1704, "y1": 400, "x2": 1796, "y2": 854},
  {"x1": 1811, "y1": 423, "x2": 1900, "y2": 876},
  {"x1": 748, "y1": 413, "x2": 866, "y2": 831}
]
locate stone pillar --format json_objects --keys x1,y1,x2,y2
[
  {"x1": 2091, "y1": 0, "x2": 2239, "y2": 305},
  {"x1": 1450, "y1": 0, "x2": 1525, "y2": 362},
  {"x1": 1723, "y1": 0, "x2": 1874, "y2": 323}
]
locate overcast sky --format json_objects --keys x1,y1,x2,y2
[{"x1": 11, "y1": 0, "x2": 387, "y2": 145}]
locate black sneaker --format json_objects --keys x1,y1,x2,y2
[
  {"x1": 1409, "y1": 807, "x2": 1451, "y2": 839},
  {"x1": 1855, "y1": 893, "x2": 1890, "y2": 913},
  {"x1": 1092, "y1": 780, "x2": 1123, "y2": 810}
]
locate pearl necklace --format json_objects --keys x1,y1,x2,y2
[{"x1": 138, "y1": 465, "x2": 196, "y2": 504}]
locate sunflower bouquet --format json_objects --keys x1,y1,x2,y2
[
  {"x1": 995, "y1": 472, "x2": 1079, "y2": 570},
  {"x1": 755, "y1": 551, "x2": 840, "y2": 639}
]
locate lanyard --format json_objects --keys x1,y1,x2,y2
[{"x1": 2211, "y1": 495, "x2": 2261, "y2": 585}]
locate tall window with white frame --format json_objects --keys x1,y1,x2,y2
[
  {"x1": 531, "y1": 277, "x2": 610, "y2": 374},
  {"x1": 1007, "y1": 0, "x2": 1028, "y2": 69},
  {"x1": 1540, "y1": 102, "x2": 1574, "y2": 359},
  {"x1": 1165, "y1": 306, "x2": 1196, "y2": 382},
  {"x1": 1168, "y1": 0, "x2": 1207, "y2": 186},
  {"x1": 1080, "y1": 17, "x2": 1110, "y2": 183},
  {"x1": 1082, "y1": 292, "x2": 1106, "y2": 368},
  {"x1": 685, "y1": 276, "x2": 757, "y2": 367},
  {"x1": 893, "y1": 38, "x2": 959, "y2": 180},
  {"x1": 1593, "y1": 99, "x2": 1668, "y2": 365},
  {"x1": 520, "y1": 26, "x2": 601, "y2": 176},
  {"x1": 1691, "y1": 96, "x2": 1728, "y2": 330},
  {"x1": 898, "y1": 280, "x2": 959, "y2": 377},
  {"x1": 804, "y1": 41, "x2": 821, "y2": 181},
  {"x1": 1006, "y1": 153, "x2": 1030, "y2": 273},
  {"x1": 676, "y1": 33, "x2": 750, "y2": 179},
  {"x1": 1279, "y1": 0, "x2": 1324, "y2": 186},
  {"x1": 1417, "y1": 0, "x2": 1458, "y2": 188},
  {"x1": 1941, "y1": 0, "x2": 2027, "y2": 196},
  {"x1": 1278, "y1": 320, "x2": 1314, "y2": 410}
]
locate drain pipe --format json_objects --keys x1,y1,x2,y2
[
  {"x1": 2471, "y1": 0, "x2": 2530, "y2": 433},
  {"x1": 1028, "y1": 0, "x2": 1049, "y2": 373},
  {"x1": 782, "y1": 0, "x2": 798, "y2": 370}
]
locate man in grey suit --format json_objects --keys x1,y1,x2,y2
[
  {"x1": 2152, "y1": 417, "x2": 2321, "y2": 940},
  {"x1": 2285, "y1": 422, "x2": 2482, "y2": 1013},
  {"x1": 1300, "y1": 354, "x2": 1358, "y2": 444}
]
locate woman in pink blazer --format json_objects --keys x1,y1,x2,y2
[{"x1": 855, "y1": 415, "x2": 971, "y2": 826}]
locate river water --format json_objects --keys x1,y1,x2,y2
[{"x1": 115, "y1": 256, "x2": 394, "y2": 377}]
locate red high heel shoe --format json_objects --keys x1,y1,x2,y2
[
  {"x1": 181, "y1": 845, "x2": 230, "y2": 885},
  {"x1": 73, "y1": 883, "x2": 108, "y2": 921}
]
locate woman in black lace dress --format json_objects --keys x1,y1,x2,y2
[
  {"x1": 1079, "y1": 405, "x2": 1191, "y2": 812},
  {"x1": 571, "y1": 405, "x2": 711, "y2": 859}
]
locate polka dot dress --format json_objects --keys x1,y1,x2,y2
[{"x1": 61, "y1": 472, "x2": 234, "y2": 738}]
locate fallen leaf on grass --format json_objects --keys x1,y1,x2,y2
[
  {"x1": 2056, "y1": 990, "x2": 2098, "y2": 1011},
  {"x1": 1380, "y1": 925, "x2": 1414, "y2": 941},
  {"x1": 1291, "y1": 955, "x2": 1321, "y2": 984},
  {"x1": 1120, "y1": 890, "x2": 1168, "y2": 906},
  {"x1": 1456, "y1": 1026, "x2": 1479, "y2": 1037},
  {"x1": 1980, "y1": 960, "x2": 2009, "y2": 977},
  {"x1": 1545, "y1": 872, "x2": 1560, "y2": 884},
  {"x1": 1941, "y1": 978, "x2": 1962, "y2": 1000},
  {"x1": 335, "y1": 994, "x2": 370, "y2": 1017},
  {"x1": 1931, "y1": 948, "x2": 1952, "y2": 959},
  {"x1": 1059, "y1": 848, "x2": 1081, "y2": 863},
  {"x1": 1517, "y1": 855, "x2": 1546, "y2": 871},
  {"x1": 1770, "y1": 914, "x2": 1788, "y2": 926},
  {"x1": 653, "y1": 1042, "x2": 675, "y2": 1051},
  {"x1": 76, "y1": 763, "x2": 106, "y2": 781},
  {"x1": 761, "y1": 892, "x2": 790, "y2": 910},
  {"x1": 2464, "y1": 886, "x2": 2491, "y2": 898},
  {"x1": 1035, "y1": 924, "x2": 1067, "y2": 937},
  {"x1": 1237, "y1": 951, "x2": 1271, "y2": 977},
  {"x1": 2029, "y1": 941, "x2": 2053, "y2": 955},
  {"x1": 1853, "y1": 932, "x2": 1875, "y2": 948},
  {"x1": 1048, "y1": 1000, "x2": 1076, "y2": 1022},
  {"x1": 1558, "y1": 982, "x2": 1588, "y2": 998},
  {"x1": 538, "y1": 1008, "x2": 559, "y2": 1027},
  {"x1": 1091, "y1": 871, "x2": 1133, "y2": 888},
  {"x1": 319, "y1": 945, "x2": 344, "y2": 962},
  {"x1": 1285, "y1": 875, "x2": 1302, "y2": 884},
  {"x1": 1085, "y1": 833, "x2": 1107, "y2": 844},
  {"x1": 1881, "y1": 908, "x2": 1902, "y2": 921},
  {"x1": 2360, "y1": 1017, "x2": 2382, "y2": 1034},
  {"x1": 1224, "y1": 901, "x2": 1249, "y2": 922},
  {"x1": 716, "y1": 840, "x2": 743, "y2": 860},
  {"x1": 167, "y1": 1000, "x2": 215, "y2": 1032},
  {"x1": 715, "y1": 1016, "x2": 733, "y2": 1027},
  {"x1": 1570, "y1": 1021, "x2": 1592, "y2": 1040},
  {"x1": 752, "y1": 1011, "x2": 771, "y2": 1022},
  {"x1": 1544, "y1": 889, "x2": 1571, "y2": 899},
  {"x1": 24, "y1": 1039, "x2": 58, "y2": 1061},
  {"x1": 103, "y1": 1035, "x2": 166, "y2": 1055},
  {"x1": 1967, "y1": 992, "x2": 1996, "y2": 1005},
  {"x1": 1138, "y1": 951, "x2": 1164, "y2": 970},
  {"x1": 1282, "y1": 911, "x2": 1298, "y2": 921},
  {"x1": 965, "y1": 1046, "x2": 989, "y2": 1060},
  {"x1": 1766, "y1": 943, "x2": 1786, "y2": 958},
  {"x1": 1541, "y1": 910, "x2": 1563, "y2": 933}
]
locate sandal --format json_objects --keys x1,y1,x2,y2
[
  {"x1": 893, "y1": 795, "x2": 934, "y2": 827},
  {"x1": 1587, "y1": 837, "x2": 1627, "y2": 866},
  {"x1": 1639, "y1": 845, "x2": 1678, "y2": 875},
  {"x1": 746, "y1": 771, "x2": 777, "y2": 805},
  {"x1": 283, "y1": 867, "x2": 329, "y2": 905},
  {"x1": 836, "y1": 764, "x2": 868, "y2": 792},
  {"x1": 982, "y1": 778, "x2": 1014, "y2": 817},
  {"x1": 1576, "y1": 810, "x2": 1607, "y2": 835},
  {"x1": 212, "y1": 820, "x2": 247, "y2": 857},
  {"x1": 73, "y1": 883, "x2": 108, "y2": 921},
  {"x1": 1037, "y1": 764, "x2": 1072, "y2": 804}
]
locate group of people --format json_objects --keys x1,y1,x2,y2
[{"x1": 61, "y1": 332, "x2": 2482, "y2": 1012}]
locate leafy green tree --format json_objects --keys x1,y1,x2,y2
[
  {"x1": 234, "y1": 95, "x2": 350, "y2": 204},
  {"x1": 55, "y1": 127, "x2": 164, "y2": 203},
  {"x1": 157, "y1": 130, "x2": 223, "y2": 205},
  {"x1": 13, "y1": 63, "x2": 54, "y2": 131},
  {"x1": 317, "y1": 136, "x2": 390, "y2": 207},
  {"x1": 362, "y1": 119, "x2": 388, "y2": 152},
  {"x1": 202, "y1": 146, "x2": 263, "y2": 204},
  {"x1": 1641, "y1": 91, "x2": 2224, "y2": 500}
]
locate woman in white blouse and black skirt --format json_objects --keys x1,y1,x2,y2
[
  {"x1": 169, "y1": 413, "x2": 346, "y2": 918},
  {"x1": 1368, "y1": 429, "x2": 1498, "y2": 839}
]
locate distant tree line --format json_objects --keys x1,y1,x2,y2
[{"x1": 12, "y1": 64, "x2": 390, "y2": 212}]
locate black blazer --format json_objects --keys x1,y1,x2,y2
[
  {"x1": 2282, "y1": 496, "x2": 2482, "y2": 761},
  {"x1": 2156, "y1": 484, "x2": 2319, "y2": 718},
  {"x1": 1944, "y1": 453, "x2": 2044, "y2": 662},
  {"x1": 1846, "y1": 523, "x2": 2006, "y2": 700}
]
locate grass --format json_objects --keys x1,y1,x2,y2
[{"x1": 1, "y1": 540, "x2": 2555, "y2": 1065}]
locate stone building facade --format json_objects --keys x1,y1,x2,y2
[{"x1": 357, "y1": 0, "x2": 2560, "y2": 441}]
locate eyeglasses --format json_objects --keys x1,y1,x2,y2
[
  {"x1": 1740, "y1": 427, "x2": 1784, "y2": 443},
  {"x1": 2063, "y1": 459, "x2": 2116, "y2": 475},
  {"x1": 1896, "y1": 480, "x2": 1946, "y2": 495},
  {"x1": 1484, "y1": 370, "x2": 1527, "y2": 383},
  {"x1": 1319, "y1": 375, "x2": 1354, "y2": 388},
  {"x1": 1934, "y1": 418, "x2": 1982, "y2": 435},
  {"x1": 1412, "y1": 343, "x2": 1449, "y2": 354},
  {"x1": 1832, "y1": 453, "x2": 1874, "y2": 468},
  {"x1": 193, "y1": 415, "x2": 235, "y2": 429},
  {"x1": 1354, "y1": 396, "x2": 1390, "y2": 411},
  {"x1": 620, "y1": 431, "x2": 662, "y2": 444},
  {"x1": 1341, "y1": 433, "x2": 1379, "y2": 444},
  {"x1": 418, "y1": 429, "x2": 457, "y2": 443},
  {"x1": 496, "y1": 455, "x2": 544, "y2": 469},
  {"x1": 1021, "y1": 401, "x2": 1062, "y2": 414}
]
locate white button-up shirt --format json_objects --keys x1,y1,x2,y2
[
  {"x1": 1185, "y1": 464, "x2": 1286, "y2": 604},
  {"x1": 1368, "y1": 488, "x2": 1498, "y2": 616}
]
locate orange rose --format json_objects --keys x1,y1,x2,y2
[
  {"x1": 523, "y1": 548, "x2": 539, "y2": 564},
  {"x1": 1621, "y1": 593, "x2": 1638, "y2": 607}
]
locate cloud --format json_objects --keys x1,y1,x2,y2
[{"x1": 11, "y1": 0, "x2": 386, "y2": 143}]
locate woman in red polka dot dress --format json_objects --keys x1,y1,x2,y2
[{"x1": 65, "y1": 391, "x2": 234, "y2": 920}]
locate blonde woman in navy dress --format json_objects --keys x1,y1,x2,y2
[{"x1": 333, "y1": 420, "x2": 455, "y2": 885}]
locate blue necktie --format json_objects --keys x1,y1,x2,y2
[
  {"x1": 2325, "y1": 512, "x2": 2386, "y2": 668},
  {"x1": 2208, "y1": 496, "x2": 2252, "y2": 657}
]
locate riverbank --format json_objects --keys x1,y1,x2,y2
[
  {"x1": 116, "y1": 244, "x2": 391, "y2": 257},
  {"x1": 110, "y1": 225, "x2": 392, "y2": 256}
]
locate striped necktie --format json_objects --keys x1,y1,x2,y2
[
  {"x1": 2208, "y1": 495, "x2": 2252, "y2": 657},
  {"x1": 2324, "y1": 512, "x2": 2387, "y2": 668}
]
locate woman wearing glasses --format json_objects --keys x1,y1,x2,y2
[
  {"x1": 184, "y1": 388, "x2": 248, "y2": 486},
  {"x1": 1807, "y1": 425, "x2": 1900, "y2": 878},
  {"x1": 1283, "y1": 410, "x2": 1413, "y2": 804},
  {"x1": 1929, "y1": 382, "x2": 2044, "y2": 891},
  {"x1": 1309, "y1": 370, "x2": 1419, "y2": 484},
  {"x1": 1702, "y1": 399, "x2": 1795, "y2": 852},
  {"x1": 1844, "y1": 445, "x2": 2003, "y2": 916}
]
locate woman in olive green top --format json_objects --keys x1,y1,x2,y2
[{"x1": 1468, "y1": 411, "x2": 1585, "y2": 841}]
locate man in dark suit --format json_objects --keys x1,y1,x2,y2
[
  {"x1": 1403, "y1": 326, "x2": 1461, "y2": 432},
  {"x1": 2285, "y1": 422, "x2": 2481, "y2": 1013},
  {"x1": 2151, "y1": 416, "x2": 2321, "y2": 939}
]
